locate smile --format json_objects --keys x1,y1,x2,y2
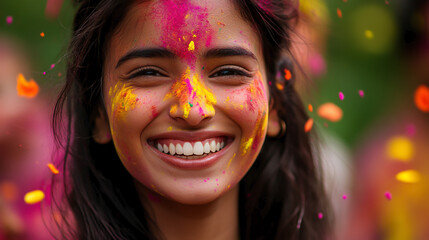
[{"x1": 147, "y1": 131, "x2": 235, "y2": 169}]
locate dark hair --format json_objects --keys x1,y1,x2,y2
[{"x1": 52, "y1": 0, "x2": 331, "y2": 239}]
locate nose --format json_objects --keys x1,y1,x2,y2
[{"x1": 165, "y1": 69, "x2": 216, "y2": 126}]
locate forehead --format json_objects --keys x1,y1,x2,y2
[{"x1": 107, "y1": 0, "x2": 262, "y2": 64}]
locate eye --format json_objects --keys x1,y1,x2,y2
[
  {"x1": 127, "y1": 66, "x2": 168, "y2": 79},
  {"x1": 209, "y1": 67, "x2": 252, "y2": 78}
]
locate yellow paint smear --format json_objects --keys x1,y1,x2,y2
[
  {"x1": 226, "y1": 153, "x2": 236, "y2": 170},
  {"x1": 109, "y1": 83, "x2": 139, "y2": 114},
  {"x1": 24, "y1": 190, "x2": 45, "y2": 204},
  {"x1": 396, "y1": 170, "x2": 420, "y2": 183}
]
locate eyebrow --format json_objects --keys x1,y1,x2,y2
[{"x1": 116, "y1": 46, "x2": 257, "y2": 68}]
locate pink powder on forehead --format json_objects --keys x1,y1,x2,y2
[{"x1": 151, "y1": 0, "x2": 215, "y2": 68}]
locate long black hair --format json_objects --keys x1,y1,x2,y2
[{"x1": 51, "y1": 0, "x2": 331, "y2": 239}]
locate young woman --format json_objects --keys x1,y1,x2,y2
[{"x1": 52, "y1": 0, "x2": 331, "y2": 239}]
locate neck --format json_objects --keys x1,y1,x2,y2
[{"x1": 138, "y1": 186, "x2": 240, "y2": 240}]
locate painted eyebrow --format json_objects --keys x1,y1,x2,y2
[
  {"x1": 204, "y1": 47, "x2": 257, "y2": 61},
  {"x1": 116, "y1": 47, "x2": 177, "y2": 68}
]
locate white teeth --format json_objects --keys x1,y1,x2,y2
[
  {"x1": 176, "y1": 144, "x2": 183, "y2": 155},
  {"x1": 183, "y1": 142, "x2": 193, "y2": 156},
  {"x1": 216, "y1": 142, "x2": 220, "y2": 151},
  {"x1": 203, "y1": 142, "x2": 211, "y2": 154},
  {"x1": 157, "y1": 143, "x2": 163, "y2": 152},
  {"x1": 220, "y1": 141, "x2": 224, "y2": 149},
  {"x1": 210, "y1": 141, "x2": 216, "y2": 153},
  {"x1": 169, "y1": 143, "x2": 175, "y2": 155},
  {"x1": 163, "y1": 144, "x2": 169, "y2": 154},
  {"x1": 193, "y1": 141, "x2": 204, "y2": 155}
]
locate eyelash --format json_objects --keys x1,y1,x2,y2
[
  {"x1": 127, "y1": 67, "x2": 167, "y2": 79},
  {"x1": 209, "y1": 67, "x2": 252, "y2": 78}
]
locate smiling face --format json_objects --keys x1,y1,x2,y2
[{"x1": 100, "y1": 0, "x2": 272, "y2": 204}]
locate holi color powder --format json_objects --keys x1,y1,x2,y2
[
  {"x1": 337, "y1": 8, "x2": 342, "y2": 18},
  {"x1": 40, "y1": 32, "x2": 45, "y2": 37},
  {"x1": 284, "y1": 69, "x2": 292, "y2": 80},
  {"x1": 308, "y1": 104, "x2": 313, "y2": 112},
  {"x1": 359, "y1": 89, "x2": 365, "y2": 97},
  {"x1": 339, "y1": 92, "x2": 344, "y2": 101},
  {"x1": 385, "y1": 192, "x2": 392, "y2": 200},
  {"x1": 109, "y1": 83, "x2": 139, "y2": 114},
  {"x1": 317, "y1": 102, "x2": 343, "y2": 122},
  {"x1": 396, "y1": 169, "x2": 420, "y2": 183},
  {"x1": 50, "y1": 64, "x2": 55, "y2": 69},
  {"x1": 414, "y1": 85, "x2": 429, "y2": 112},
  {"x1": 16, "y1": 73, "x2": 39, "y2": 98},
  {"x1": 304, "y1": 118, "x2": 314, "y2": 133},
  {"x1": 24, "y1": 190, "x2": 45, "y2": 204},
  {"x1": 6, "y1": 16, "x2": 13, "y2": 24},
  {"x1": 47, "y1": 163, "x2": 59, "y2": 174},
  {"x1": 0, "y1": 182, "x2": 18, "y2": 202},
  {"x1": 386, "y1": 136, "x2": 414, "y2": 161},
  {"x1": 342, "y1": 194, "x2": 348, "y2": 200},
  {"x1": 318, "y1": 213, "x2": 323, "y2": 219}
]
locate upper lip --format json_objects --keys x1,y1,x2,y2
[{"x1": 147, "y1": 131, "x2": 234, "y2": 141}]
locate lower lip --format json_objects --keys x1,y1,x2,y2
[{"x1": 146, "y1": 140, "x2": 233, "y2": 170}]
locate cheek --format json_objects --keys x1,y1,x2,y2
[{"x1": 107, "y1": 83, "x2": 161, "y2": 162}]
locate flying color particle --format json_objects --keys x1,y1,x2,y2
[
  {"x1": 50, "y1": 64, "x2": 55, "y2": 69},
  {"x1": 47, "y1": 163, "x2": 59, "y2": 174},
  {"x1": 6, "y1": 16, "x2": 13, "y2": 24},
  {"x1": 359, "y1": 89, "x2": 365, "y2": 97},
  {"x1": 386, "y1": 136, "x2": 414, "y2": 161},
  {"x1": 308, "y1": 104, "x2": 313, "y2": 112},
  {"x1": 364, "y1": 30, "x2": 374, "y2": 39},
  {"x1": 284, "y1": 69, "x2": 292, "y2": 80},
  {"x1": 17, "y1": 73, "x2": 39, "y2": 98},
  {"x1": 40, "y1": 32, "x2": 45, "y2": 37},
  {"x1": 342, "y1": 194, "x2": 347, "y2": 200},
  {"x1": 317, "y1": 102, "x2": 343, "y2": 122},
  {"x1": 339, "y1": 92, "x2": 344, "y2": 101},
  {"x1": 396, "y1": 169, "x2": 420, "y2": 183},
  {"x1": 337, "y1": 8, "x2": 342, "y2": 18},
  {"x1": 24, "y1": 190, "x2": 45, "y2": 204},
  {"x1": 276, "y1": 83, "x2": 284, "y2": 91},
  {"x1": 318, "y1": 213, "x2": 323, "y2": 219},
  {"x1": 414, "y1": 85, "x2": 429, "y2": 112},
  {"x1": 385, "y1": 192, "x2": 392, "y2": 200},
  {"x1": 188, "y1": 40, "x2": 195, "y2": 51},
  {"x1": 304, "y1": 118, "x2": 314, "y2": 133}
]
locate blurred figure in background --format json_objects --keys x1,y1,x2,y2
[
  {"x1": 342, "y1": 0, "x2": 429, "y2": 239},
  {"x1": 0, "y1": 36, "x2": 53, "y2": 239}
]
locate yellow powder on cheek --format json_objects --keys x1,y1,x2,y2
[{"x1": 109, "y1": 82, "x2": 140, "y2": 115}]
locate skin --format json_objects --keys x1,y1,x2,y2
[{"x1": 96, "y1": 0, "x2": 281, "y2": 239}]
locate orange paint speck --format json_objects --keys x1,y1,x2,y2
[
  {"x1": 304, "y1": 118, "x2": 314, "y2": 133},
  {"x1": 40, "y1": 32, "x2": 45, "y2": 37},
  {"x1": 16, "y1": 73, "x2": 39, "y2": 98},
  {"x1": 276, "y1": 83, "x2": 284, "y2": 91},
  {"x1": 414, "y1": 85, "x2": 429, "y2": 112},
  {"x1": 47, "y1": 163, "x2": 59, "y2": 174},
  {"x1": 317, "y1": 102, "x2": 343, "y2": 122},
  {"x1": 337, "y1": 8, "x2": 342, "y2": 18},
  {"x1": 308, "y1": 104, "x2": 313, "y2": 112},
  {"x1": 284, "y1": 69, "x2": 292, "y2": 80}
]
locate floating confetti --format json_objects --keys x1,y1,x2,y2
[
  {"x1": 24, "y1": 190, "x2": 45, "y2": 204},
  {"x1": 50, "y1": 64, "x2": 55, "y2": 69},
  {"x1": 342, "y1": 194, "x2": 348, "y2": 200},
  {"x1": 188, "y1": 40, "x2": 195, "y2": 51},
  {"x1": 337, "y1": 8, "x2": 342, "y2": 18},
  {"x1": 43, "y1": 72, "x2": 46, "y2": 75},
  {"x1": 6, "y1": 16, "x2": 13, "y2": 24},
  {"x1": 304, "y1": 118, "x2": 314, "y2": 133},
  {"x1": 308, "y1": 104, "x2": 313, "y2": 112},
  {"x1": 276, "y1": 82, "x2": 284, "y2": 91},
  {"x1": 359, "y1": 89, "x2": 365, "y2": 97},
  {"x1": 385, "y1": 191, "x2": 392, "y2": 200},
  {"x1": 364, "y1": 30, "x2": 374, "y2": 39},
  {"x1": 17, "y1": 73, "x2": 39, "y2": 98},
  {"x1": 317, "y1": 102, "x2": 343, "y2": 122},
  {"x1": 284, "y1": 69, "x2": 292, "y2": 80},
  {"x1": 318, "y1": 212, "x2": 323, "y2": 219},
  {"x1": 40, "y1": 32, "x2": 45, "y2": 37},
  {"x1": 47, "y1": 163, "x2": 59, "y2": 174},
  {"x1": 386, "y1": 136, "x2": 414, "y2": 161},
  {"x1": 396, "y1": 169, "x2": 420, "y2": 183},
  {"x1": 414, "y1": 85, "x2": 429, "y2": 112},
  {"x1": 339, "y1": 92, "x2": 344, "y2": 101}
]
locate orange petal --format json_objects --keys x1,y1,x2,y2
[
  {"x1": 47, "y1": 163, "x2": 59, "y2": 174},
  {"x1": 414, "y1": 85, "x2": 429, "y2": 112},
  {"x1": 17, "y1": 73, "x2": 39, "y2": 98},
  {"x1": 317, "y1": 102, "x2": 343, "y2": 122},
  {"x1": 304, "y1": 118, "x2": 314, "y2": 132}
]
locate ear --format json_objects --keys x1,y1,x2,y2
[
  {"x1": 93, "y1": 107, "x2": 112, "y2": 144},
  {"x1": 267, "y1": 100, "x2": 282, "y2": 137}
]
